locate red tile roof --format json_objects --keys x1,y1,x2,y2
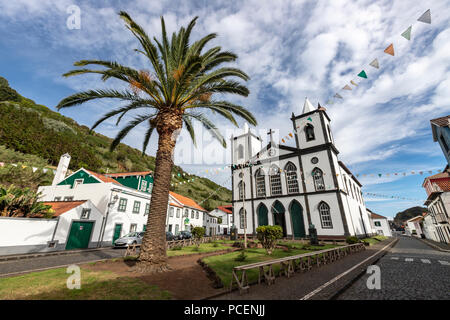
[
  {"x1": 43, "y1": 201, "x2": 87, "y2": 217},
  {"x1": 370, "y1": 212, "x2": 387, "y2": 220},
  {"x1": 433, "y1": 178, "x2": 450, "y2": 192},
  {"x1": 217, "y1": 205, "x2": 232, "y2": 214},
  {"x1": 169, "y1": 202, "x2": 183, "y2": 208},
  {"x1": 85, "y1": 170, "x2": 123, "y2": 186},
  {"x1": 105, "y1": 171, "x2": 152, "y2": 177},
  {"x1": 430, "y1": 115, "x2": 450, "y2": 127},
  {"x1": 169, "y1": 191, "x2": 206, "y2": 211}
]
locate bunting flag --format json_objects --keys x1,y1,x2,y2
[
  {"x1": 334, "y1": 93, "x2": 343, "y2": 99},
  {"x1": 326, "y1": 100, "x2": 334, "y2": 104},
  {"x1": 417, "y1": 9, "x2": 431, "y2": 24},
  {"x1": 357, "y1": 70, "x2": 367, "y2": 79},
  {"x1": 369, "y1": 58, "x2": 380, "y2": 69},
  {"x1": 401, "y1": 26, "x2": 412, "y2": 40},
  {"x1": 307, "y1": 117, "x2": 313, "y2": 121},
  {"x1": 384, "y1": 43, "x2": 395, "y2": 56},
  {"x1": 288, "y1": 133, "x2": 293, "y2": 138},
  {"x1": 342, "y1": 85, "x2": 352, "y2": 90},
  {"x1": 350, "y1": 80, "x2": 358, "y2": 86}
]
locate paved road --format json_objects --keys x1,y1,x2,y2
[
  {"x1": 336, "y1": 236, "x2": 450, "y2": 300},
  {"x1": 0, "y1": 248, "x2": 127, "y2": 277}
]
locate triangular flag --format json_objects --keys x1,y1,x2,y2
[
  {"x1": 369, "y1": 58, "x2": 379, "y2": 69},
  {"x1": 417, "y1": 9, "x2": 431, "y2": 24},
  {"x1": 384, "y1": 43, "x2": 394, "y2": 56},
  {"x1": 289, "y1": 133, "x2": 293, "y2": 138},
  {"x1": 342, "y1": 85, "x2": 352, "y2": 90},
  {"x1": 307, "y1": 117, "x2": 313, "y2": 121},
  {"x1": 357, "y1": 70, "x2": 367, "y2": 79},
  {"x1": 326, "y1": 100, "x2": 334, "y2": 104},
  {"x1": 350, "y1": 80, "x2": 358, "y2": 86},
  {"x1": 334, "y1": 93, "x2": 343, "y2": 99},
  {"x1": 401, "y1": 26, "x2": 412, "y2": 40}
]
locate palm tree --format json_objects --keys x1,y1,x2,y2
[{"x1": 56, "y1": 12, "x2": 257, "y2": 272}]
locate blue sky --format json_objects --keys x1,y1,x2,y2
[{"x1": 1, "y1": 0, "x2": 449, "y2": 219}]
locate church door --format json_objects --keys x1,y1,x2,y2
[
  {"x1": 257, "y1": 204, "x2": 269, "y2": 226},
  {"x1": 271, "y1": 201, "x2": 287, "y2": 237},
  {"x1": 290, "y1": 201, "x2": 306, "y2": 238}
]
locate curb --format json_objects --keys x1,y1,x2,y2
[
  {"x1": 416, "y1": 237, "x2": 450, "y2": 252},
  {"x1": 0, "y1": 247, "x2": 115, "y2": 262}
]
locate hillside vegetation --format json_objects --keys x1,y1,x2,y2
[
  {"x1": 0, "y1": 76, "x2": 231, "y2": 211},
  {"x1": 393, "y1": 206, "x2": 427, "y2": 225}
]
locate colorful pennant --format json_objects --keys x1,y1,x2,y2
[
  {"x1": 357, "y1": 70, "x2": 367, "y2": 79},
  {"x1": 369, "y1": 58, "x2": 379, "y2": 69},
  {"x1": 342, "y1": 85, "x2": 352, "y2": 90},
  {"x1": 384, "y1": 43, "x2": 395, "y2": 56},
  {"x1": 401, "y1": 26, "x2": 412, "y2": 40},
  {"x1": 350, "y1": 80, "x2": 358, "y2": 86},
  {"x1": 417, "y1": 9, "x2": 431, "y2": 24},
  {"x1": 334, "y1": 93, "x2": 343, "y2": 99}
]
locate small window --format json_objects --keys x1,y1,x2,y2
[
  {"x1": 184, "y1": 209, "x2": 189, "y2": 217},
  {"x1": 81, "y1": 208, "x2": 91, "y2": 219},
  {"x1": 118, "y1": 198, "x2": 127, "y2": 212},
  {"x1": 169, "y1": 207, "x2": 174, "y2": 217},
  {"x1": 374, "y1": 221, "x2": 381, "y2": 227},
  {"x1": 176, "y1": 208, "x2": 180, "y2": 218},
  {"x1": 64, "y1": 196, "x2": 74, "y2": 201},
  {"x1": 54, "y1": 197, "x2": 61, "y2": 201},
  {"x1": 140, "y1": 180, "x2": 148, "y2": 192},
  {"x1": 129, "y1": 224, "x2": 137, "y2": 233},
  {"x1": 132, "y1": 201, "x2": 141, "y2": 214},
  {"x1": 196, "y1": 211, "x2": 199, "y2": 219},
  {"x1": 319, "y1": 202, "x2": 332, "y2": 228},
  {"x1": 144, "y1": 203, "x2": 150, "y2": 215},
  {"x1": 73, "y1": 179, "x2": 83, "y2": 188},
  {"x1": 191, "y1": 210, "x2": 195, "y2": 219},
  {"x1": 305, "y1": 124, "x2": 315, "y2": 141}
]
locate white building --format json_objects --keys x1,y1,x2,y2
[
  {"x1": 207, "y1": 205, "x2": 233, "y2": 235},
  {"x1": 166, "y1": 191, "x2": 207, "y2": 235},
  {"x1": 231, "y1": 98, "x2": 374, "y2": 240},
  {"x1": 203, "y1": 212, "x2": 220, "y2": 236},
  {"x1": 422, "y1": 212, "x2": 441, "y2": 242},
  {"x1": 368, "y1": 209, "x2": 392, "y2": 237},
  {"x1": 405, "y1": 216, "x2": 424, "y2": 237}
]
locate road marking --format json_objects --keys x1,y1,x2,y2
[
  {"x1": 438, "y1": 260, "x2": 450, "y2": 266},
  {"x1": 391, "y1": 257, "x2": 399, "y2": 260},
  {"x1": 421, "y1": 259, "x2": 431, "y2": 264},
  {"x1": 299, "y1": 240, "x2": 397, "y2": 300},
  {"x1": 405, "y1": 258, "x2": 413, "y2": 262}
]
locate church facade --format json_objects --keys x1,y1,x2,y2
[{"x1": 231, "y1": 98, "x2": 374, "y2": 240}]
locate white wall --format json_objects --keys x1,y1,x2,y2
[
  {"x1": 0, "y1": 217, "x2": 57, "y2": 255},
  {"x1": 372, "y1": 218, "x2": 392, "y2": 237}
]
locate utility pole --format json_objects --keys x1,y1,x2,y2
[{"x1": 242, "y1": 164, "x2": 247, "y2": 249}]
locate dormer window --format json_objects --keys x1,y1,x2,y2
[{"x1": 305, "y1": 124, "x2": 315, "y2": 141}]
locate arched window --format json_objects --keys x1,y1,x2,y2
[
  {"x1": 255, "y1": 169, "x2": 266, "y2": 197},
  {"x1": 239, "y1": 208, "x2": 247, "y2": 229},
  {"x1": 285, "y1": 162, "x2": 299, "y2": 194},
  {"x1": 312, "y1": 168, "x2": 325, "y2": 191},
  {"x1": 305, "y1": 124, "x2": 315, "y2": 141},
  {"x1": 238, "y1": 181, "x2": 245, "y2": 200},
  {"x1": 319, "y1": 202, "x2": 332, "y2": 228},
  {"x1": 269, "y1": 165, "x2": 282, "y2": 195},
  {"x1": 191, "y1": 210, "x2": 195, "y2": 219},
  {"x1": 238, "y1": 144, "x2": 244, "y2": 159}
]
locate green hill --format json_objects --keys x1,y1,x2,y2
[
  {"x1": 0, "y1": 76, "x2": 231, "y2": 211},
  {"x1": 393, "y1": 206, "x2": 427, "y2": 226}
]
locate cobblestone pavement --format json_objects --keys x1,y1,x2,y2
[
  {"x1": 336, "y1": 236, "x2": 450, "y2": 300},
  {"x1": 0, "y1": 248, "x2": 126, "y2": 277}
]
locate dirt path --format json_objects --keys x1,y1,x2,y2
[{"x1": 84, "y1": 250, "x2": 233, "y2": 300}]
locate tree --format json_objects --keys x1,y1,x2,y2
[
  {"x1": 0, "y1": 185, "x2": 53, "y2": 218},
  {"x1": 56, "y1": 12, "x2": 256, "y2": 272},
  {"x1": 191, "y1": 226, "x2": 205, "y2": 248},
  {"x1": 256, "y1": 225, "x2": 283, "y2": 255}
]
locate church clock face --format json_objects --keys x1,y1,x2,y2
[{"x1": 311, "y1": 157, "x2": 319, "y2": 164}]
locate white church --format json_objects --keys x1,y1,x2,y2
[{"x1": 231, "y1": 98, "x2": 375, "y2": 240}]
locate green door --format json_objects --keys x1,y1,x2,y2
[
  {"x1": 113, "y1": 224, "x2": 122, "y2": 244},
  {"x1": 258, "y1": 204, "x2": 269, "y2": 226},
  {"x1": 66, "y1": 221, "x2": 94, "y2": 250},
  {"x1": 272, "y1": 201, "x2": 287, "y2": 237},
  {"x1": 290, "y1": 201, "x2": 306, "y2": 238}
]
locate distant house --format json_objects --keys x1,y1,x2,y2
[
  {"x1": 430, "y1": 116, "x2": 450, "y2": 166},
  {"x1": 367, "y1": 209, "x2": 392, "y2": 237},
  {"x1": 166, "y1": 191, "x2": 207, "y2": 235},
  {"x1": 422, "y1": 169, "x2": 450, "y2": 244},
  {"x1": 207, "y1": 205, "x2": 233, "y2": 235},
  {"x1": 405, "y1": 216, "x2": 424, "y2": 237}
]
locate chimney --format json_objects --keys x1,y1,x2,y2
[{"x1": 52, "y1": 153, "x2": 71, "y2": 186}]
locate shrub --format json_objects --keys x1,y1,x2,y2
[
  {"x1": 171, "y1": 245, "x2": 182, "y2": 251},
  {"x1": 346, "y1": 236, "x2": 360, "y2": 244},
  {"x1": 256, "y1": 225, "x2": 283, "y2": 255},
  {"x1": 191, "y1": 226, "x2": 205, "y2": 248},
  {"x1": 212, "y1": 241, "x2": 219, "y2": 247},
  {"x1": 234, "y1": 250, "x2": 247, "y2": 262}
]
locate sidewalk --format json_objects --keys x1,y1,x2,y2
[
  {"x1": 0, "y1": 246, "x2": 114, "y2": 262},
  {"x1": 418, "y1": 238, "x2": 450, "y2": 252},
  {"x1": 209, "y1": 237, "x2": 398, "y2": 300}
]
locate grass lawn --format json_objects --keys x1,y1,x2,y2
[
  {"x1": 202, "y1": 246, "x2": 338, "y2": 287},
  {"x1": 362, "y1": 235, "x2": 389, "y2": 245},
  {"x1": 167, "y1": 242, "x2": 231, "y2": 257},
  {"x1": 0, "y1": 267, "x2": 171, "y2": 300}
]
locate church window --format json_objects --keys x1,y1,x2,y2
[
  {"x1": 239, "y1": 208, "x2": 247, "y2": 229},
  {"x1": 319, "y1": 202, "x2": 333, "y2": 228},
  {"x1": 238, "y1": 181, "x2": 245, "y2": 200},
  {"x1": 305, "y1": 124, "x2": 315, "y2": 141},
  {"x1": 255, "y1": 169, "x2": 266, "y2": 197},
  {"x1": 328, "y1": 124, "x2": 333, "y2": 143},
  {"x1": 285, "y1": 162, "x2": 299, "y2": 194},
  {"x1": 269, "y1": 165, "x2": 282, "y2": 195},
  {"x1": 312, "y1": 168, "x2": 325, "y2": 191},
  {"x1": 238, "y1": 144, "x2": 244, "y2": 159}
]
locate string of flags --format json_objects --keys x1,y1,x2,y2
[
  {"x1": 0, "y1": 162, "x2": 57, "y2": 174},
  {"x1": 324, "y1": 9, "x2": 431, "y2": 106},
  {"x1": 364, "y1": 192, "x2": 426, "y2": 202}
]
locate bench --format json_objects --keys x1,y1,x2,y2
[
  {"x1": 124, "y1": 243, "x2": 141, "y2": 257},
  {"x1": 230, "y1": 243, "x2": 365, "y2": 294}
]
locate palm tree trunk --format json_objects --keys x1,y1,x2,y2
[{"x1": 136, "y1": 119, "x2": 179, "y2": 273}]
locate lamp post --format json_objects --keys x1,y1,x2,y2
[{"x1": 241, "y1": 165, "x2": 247, "y2": 249}]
